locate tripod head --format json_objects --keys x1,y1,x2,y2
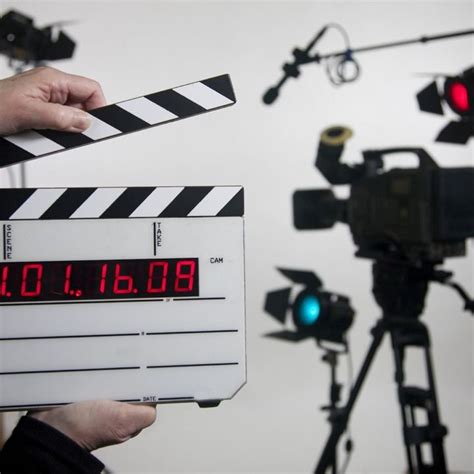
[{"x1": 372, "y1": 257, "x2": 474, "y2": 321}]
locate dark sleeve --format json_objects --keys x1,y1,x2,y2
[{"x1": 0, "y1": 415, "x2": 105, "y2": 474}]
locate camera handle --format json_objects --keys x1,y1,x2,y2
[
  {"x1": 362, "y1": 147, "x2": 438, "y2": 174},
  {"x1": 316, "y1": 133, "x2": 439, "y2": 185}
]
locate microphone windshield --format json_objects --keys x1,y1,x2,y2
[{"x1": 263, "y1": 87, "x2": 279, "y2": 105}]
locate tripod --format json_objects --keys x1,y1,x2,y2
[{"x1": 315, "y1": 258, "x2": 474, "y2": 474}]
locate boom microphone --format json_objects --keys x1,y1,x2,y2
[{"x1": 263, "y1": 86, "x2": 280, "y2": 105}]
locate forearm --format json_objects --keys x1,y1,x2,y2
[{"x1": 0, "y1": 415, "x2": 105, "y2": 474}]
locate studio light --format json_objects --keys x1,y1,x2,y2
[
  {"x1": 444, "y1": 78, "x2": 470, "y2": 114},
  {"x1": 416, "y1": 66, "x2": 473, "y2": 144},
  {"x1": 0, "y1": 10, "x2": 76, "y2": 70},
  {"x1": 264, "y1": 268, "x2": 354, "y2": 346}
]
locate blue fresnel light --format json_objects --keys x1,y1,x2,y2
[
  {"x1": 297, "y1": 294, "x2": 321, "y2": 326},
  {"x1": 264, "y1": 268, "x2": 354, "y2": 344}
]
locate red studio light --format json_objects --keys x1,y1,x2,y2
[
  {"x1": 445, "y1": 80, "x2": 470, "y2": 114},
  {"x1": 417, "y1": 66, "x2": 474, "y2": 144}
]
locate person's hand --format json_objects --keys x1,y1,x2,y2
[
  {"x1": 29, "y1": 400, "x2": 157, "y2": 451},
  {"x1": 0, "y1": 66, "x2": 106, "y2": 136},
  {"x1": 0, "y1": 68, "x2": 156, "y2": 452},
  {"x1": 0, "y1": 69, "x2": 157, "y2": 453}
]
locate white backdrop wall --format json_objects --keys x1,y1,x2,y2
[{"x1": 0, "y1": 1, "x2": 473, "y2": 473}]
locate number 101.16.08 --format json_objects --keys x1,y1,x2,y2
[{"x1": 0, "y1": 258, "x2": 199, "y2": 303}]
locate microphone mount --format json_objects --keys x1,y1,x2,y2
[{"x1": 263, "y1": 26, "x2": 474, "y2": 104}]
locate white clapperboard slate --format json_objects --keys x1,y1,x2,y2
[{"x1": 0, "y1": 75, "x2": 246, "y2": 410}]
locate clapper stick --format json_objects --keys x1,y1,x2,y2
[
  {"x1": 0, "y1": 74, "x2": 236, "y2": 167},
  {"x1": 0, "y1": 186, "x2": 244, "y2": 221}
]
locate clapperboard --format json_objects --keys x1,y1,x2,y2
[{"x1": 0, "y1": 75, "x2": 246, "y2": 410}]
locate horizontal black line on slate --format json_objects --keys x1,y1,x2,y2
[
  {"x1": 3, "y1": 214, "x2": 243, "y2": 221},
  {"x1": 0, "y1": 399, "x2": 142, "y2": 410},
  {"x1": 0, "y1": 402, "x2": 70, "y2": 409},
  {"x1": 146, "y1": 329, "x2": 238, "y2": 336},
  {"x1": 0, "y1": 298, "x2": 165, "y2": 307},
  {"x1": 173, "y1": 297, "x2": 226, "y2": 302},
  {"x1": 0, "y1": 333, "x2": 140, "y2": 342},
  {"x1": 0, "y1": 366, "x2": 140, "y2": 376},
  {"x1": 147, "y1": 362, "x2": 239, "y2": 369},
  {"x1": 0, "y1": 296, "x2": 224, "y2": 307},
  {"x1": 159, "y1": 397, "x2": 194, "y2": 401}
]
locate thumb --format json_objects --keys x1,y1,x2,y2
[
  {"x1": 115, "y1": 404, "x2": 158, "y2": 438},
  {"x1": 98, "y1": 402, "x2": 157, "y2": 449},
  {"x1": 28, "y1": 400, "x2": 157, "y2": 452},
  {"x1": 26, "y1": 101, "x2": 92, "y2": 132}
]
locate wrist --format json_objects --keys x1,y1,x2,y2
[{"x1": 28, "y1": 408, "x2": 92, "y2": 451}]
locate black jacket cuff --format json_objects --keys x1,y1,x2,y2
[{"x1": 0, "y1": 415, "x2": 105, "y2": 473}]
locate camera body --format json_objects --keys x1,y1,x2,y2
[
  {"x1": 349, "y1": 166, "x2": 474, "y2": 260},
  {"x1": 293, "y1": 126, "x2": 474, "y2": 261}
]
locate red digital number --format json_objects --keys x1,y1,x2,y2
[
  {"x1": 175, "y1": 260, "x2": 196, "y2": 292},
  {"x1": 0, "y1": 266, "x2": 8, "y2": 296},
  {"x1": 113, "y1": 263, "x2": 134, "y2": 294},
  {"x1": 64, "y1": 264, "x2": 72, "y2": 295},
  {"x1": 21, "y1": 263, "x2": 43, "y2": 297},
  {"x1": 147, "y1": 262, "x2": 168, "y2": 293},
  {"x1": 99, "y1": 264, "x2": 108, "y2": 294}
]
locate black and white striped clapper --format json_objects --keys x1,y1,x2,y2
[
  {"x1": 0, "y1": 74, "x2": 236, "y2": 167},
  {"x1": 0, "y1": 186, "x2": 245, "y2": 410}
]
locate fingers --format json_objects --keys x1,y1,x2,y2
[
  {"x1": 0, "y1": 66, "x2": 105, "y2": 135},
  {"x1": 61, "y1": 72, "x2": 106, "y2": 110},
  {"x1": 25, "y1": 102, "x2": 92, "y2": 132},
  {"x1": 27, "y1": 66, "x2": 106, "y2": 111}
]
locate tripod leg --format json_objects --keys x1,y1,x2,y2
[
  {"x1": 391, "y1": 328, "x2": 416, "y2": 473},
  {"x1": 390, "y1": 321, "x2": 448, "y2": 474},
  {"x1": 314, "y1": 320, "x2": 386, "y2": 474}
]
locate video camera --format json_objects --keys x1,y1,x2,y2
[{"x1": 293, "y1": 126, "x2": 474, "y2": 262}]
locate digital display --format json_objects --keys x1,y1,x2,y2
[{"x1": 0, "y1": 258, "x2": 199, "y2": 303}]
